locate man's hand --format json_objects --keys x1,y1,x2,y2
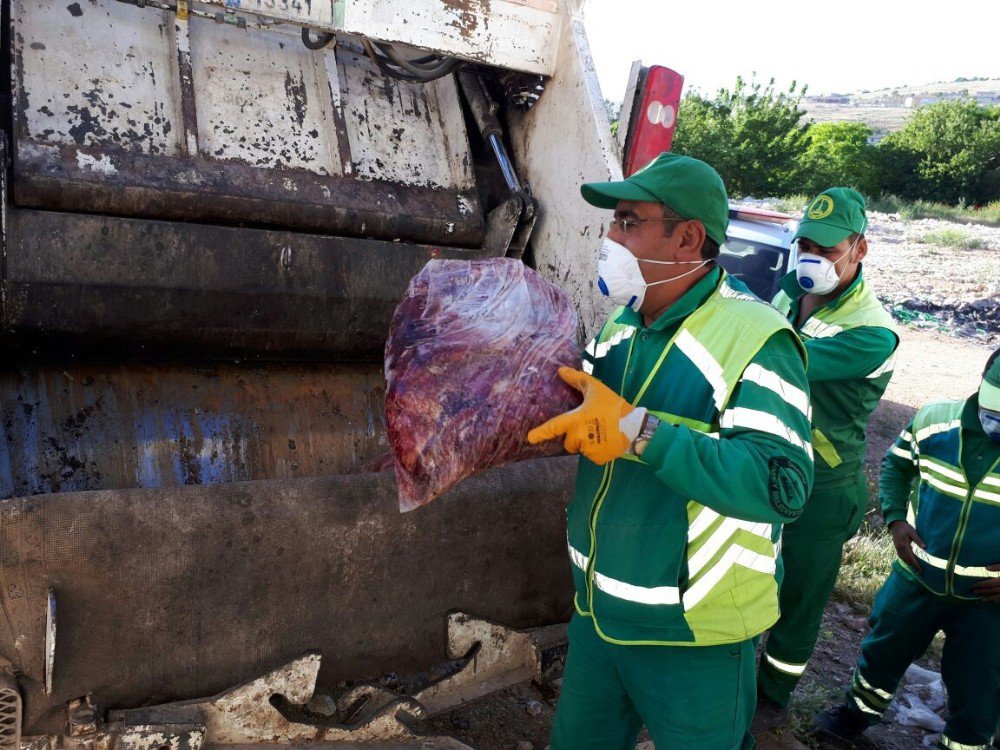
[
  {"x1": 888, "y1": 520, "x2": 925, "y2": 572},
  {"x1": 528, "y1": 367, "x2": 637, "y2": 465},
  {"x1": 972, "y1": 564, "x2": 1000, "y2": 603}
]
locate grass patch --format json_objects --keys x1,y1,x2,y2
[
  {"x1": 787, "y1": 681, "x2": 841, "y2": 741},
  {"x1": 867, "y1": 194, "x2": 1000, "y2": 226},
  {"x1": 835, "y1": 530, "x2": 896, "y2": 608},
  {"x1": 770, "y1": 194, "x2": 811, "y2": 215},
  {"x1": 912, "y1": 228, "x2": 987, "y2": 249}
]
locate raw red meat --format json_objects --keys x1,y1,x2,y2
[{"x1": 384, "y1": 258, "x2": 582, "y2": 511}]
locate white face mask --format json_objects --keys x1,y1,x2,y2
[
  {"x1": 597, "y1": 237, "x2": 708, "y2": 311},
  {"x1": 795, "y1": 234, "x2": 862, "y2": 295}
]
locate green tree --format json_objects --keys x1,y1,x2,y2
[
  {"x1": 672, "y1": 76, "x2": 810, "y2": 197},
  {"x1": 798, "y1": 121, "x2": 879, "y2": 196},
  {"x1": 877, "y1": 100, "x2": 1000, "y2": 204}
]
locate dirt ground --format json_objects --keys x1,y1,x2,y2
[{"x1": 413, "y1": 236, "x2": 997, "y2": 750}]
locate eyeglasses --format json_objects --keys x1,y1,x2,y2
[{"x1": 609, "y1": 216, "x2": 687, "y2": 233}]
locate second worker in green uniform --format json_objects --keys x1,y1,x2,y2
[{"x1": 754, "y1": 188, "x2": 900, "y2": 730}]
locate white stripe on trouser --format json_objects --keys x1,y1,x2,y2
[
  {"x1": 856, "y1": 671, "x2": 892, "y2": 701},
  {"x1": 719, "y1": 407, "x2": 813, "y2": 460},
  {"x1": 981, "y1": 475, "x2": 1000, "y2": 488},
  {"x1": 567, "y1": 543, "x2": 680, "y2": 606},
  {"x1": 940, "y1": 736, "x2": 990, "y2": 750},
  {"x1": 675, "y1": 330, "x2": 728, "y2": 411},
  {"x1": 740, "y1": 363, "x2": 810, "y2": 416},
  {"x1": 683, "y1": 545, "x2": 775, "y2": 609},
  {"x1": 852, "y1": 694, "x2": 882, "y2": 716},
  {"x1": 764, "y1": 653, "x2": 807, "y2": 676}
]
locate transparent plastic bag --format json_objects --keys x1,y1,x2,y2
[{"x1": 384, "y1": 258, "x2": 582, "y2": 511}]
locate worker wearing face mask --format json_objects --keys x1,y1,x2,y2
[
  {"x1": 528, "y1": 152, "x2": 813, "y2": 750},
  {"x1": 754, "y1": 187, "x2": 900, "y2": 733},
  {"x1": 812, "y1": 348, "x2": 1000, "y2": 750}
]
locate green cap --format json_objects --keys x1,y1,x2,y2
[
  {"x1": 580, "y1": 152, "x2": 729, "y2": 245},
  {"x1": 794, "y1": 187, "x2": 868, "y2": 247},
  {"x1": 980, "y1": 355, "x2": 1000, "y2": 411}
]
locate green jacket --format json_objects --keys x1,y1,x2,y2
[
  {"x1": 881, "y1": 397, "x2": 1000, "y2": 599},
  {"x1": 772, "y1": 268, "x2": 898, "y2": 488},
  {"x1": 570, "y1": 268, "x2": 813, "y2": 647}
]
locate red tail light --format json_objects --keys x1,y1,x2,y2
[{"x1": 623, "y1": 65, "x2": 685, "y2": 176}]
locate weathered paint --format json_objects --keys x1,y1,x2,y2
[
  {"x1": 196, "y1": 0, "x2": 559, "y2": 76},
  {"x1": 14, "y1": 0, "x2": 184, "y2": 156},
  {"x1": 339, "y1": 50, "x2": 474, "y2": 190},
  {"x1": 12, "y1": 0, "x2": 478, "y2": 236},
  {"x1": 189, "y1": 22, "x2": 343, "y2": 175}
]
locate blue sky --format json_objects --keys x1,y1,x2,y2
[{"x1": 583, "y1": 0, "x2": 1000, "y2": 103}]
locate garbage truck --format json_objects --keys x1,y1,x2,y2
[{"x1": 0, "y1": 1, "x2": 691, "y2": 748}]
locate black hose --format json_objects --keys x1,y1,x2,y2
[
  {"x1": 301, "y1": 28, "x2": 335, "y2": 50},
  {"x1": 361, "y1": 38, "x2": 461, "y2": 83}
]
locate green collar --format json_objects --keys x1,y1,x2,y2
[
  {"x1": 617, "y1": 266, "x2": 722, "y2": 332},
  {"x1": 963, "y1": 394, "x2": 985, "y2": 433},
  {"x1": 778, "y1": 264, "x2": 866, "y2": 320}
]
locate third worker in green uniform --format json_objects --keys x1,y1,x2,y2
[{"x1": 754, "y1": 188, "x2": 900, "y2": 730}]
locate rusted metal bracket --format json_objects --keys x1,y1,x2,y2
[
  {"x1": 336, "y1": 613, "x2": 567, "y2": 721},
  {"x1": 21, "y1": 652, "x2": 476, "y2": 750},
  {"x1": 17, "y1": 614, "x2": 564, "y2": 750}
]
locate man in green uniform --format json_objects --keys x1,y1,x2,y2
[
  {"x1": 527, "y1": 152, "x2": 814, "y2": 750},
  {"x1": 813, "y1": 348, "x2": 1000, "y2": 750},
  {"x1": 754, "y1": 188, "x2": 900, "y2": 730}
]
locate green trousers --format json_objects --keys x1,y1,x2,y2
[
  {"x1": 846, "y1": 570, "x2": 1000, "y2": 750},
  {"x1": 758, "y1": 473, "x2": 868, "y2": 706},
  {"x1": 551, "y1": 614, "x2": 756, "y2": 750}
]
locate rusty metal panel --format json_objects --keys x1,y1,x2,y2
[
  {"x1": 10, "y1": 149, "x2": 484, "y2": 245},
  {"x1": 188, "y1": 23, "x2": 343, "y2": 175},
  {"x1": 12, "y1": 0, "x2": 184, "y2": 157},
  {"x1": 339, "y1": 50, "x2": 475, "y2": 190},
  {"x1": 0, "y1": 361, "x2": 391, "y2": 500},
  {"x1": 4, "y1": 209, "x2": 488, "y2": 357},
  {"x1": 0, "y1": 459, "x2": 576, "y2": 734}
]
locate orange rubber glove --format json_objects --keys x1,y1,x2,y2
[{"x1": 527, "y1": 367, "x2": 640, "y2": 465}]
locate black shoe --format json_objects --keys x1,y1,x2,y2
[
  {"x1": 751, "y1": 694, "x2": 789, "y2": 733},
  {"x1": 812, "y1": 703, "x2": 870, "y2": 745}
]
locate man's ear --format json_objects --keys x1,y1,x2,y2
[
  {"x1": 853, "y1": 236, "x2": 869, "y2": 262},
  {"x1": 676, "y1": 220, "x2": 707, "y2": 260}
]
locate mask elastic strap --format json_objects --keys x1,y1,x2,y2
[
  {"x1": 637, "y1": 257, "x2": 708, "y2": 266},
  {"x1": 645, "y1": 260, "x2": 711, "y2": 287}
]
